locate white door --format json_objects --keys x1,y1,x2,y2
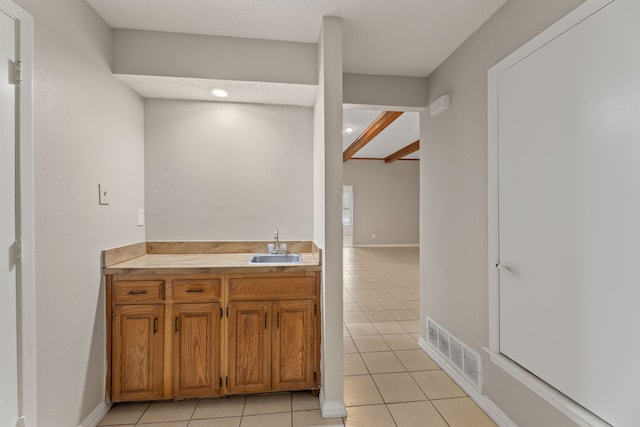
[
  {"x1": 0, "y1": 8, "x2": 20, "y2": 426},
  {"x1": 497, "y1": 0, "x2": 640, "y2": 425}
]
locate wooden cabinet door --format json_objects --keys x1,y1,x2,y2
[
  {"x1": 112, "y1": 304, "x2": 163, "y2": 401},
  {"x1": 173, "y1": 303, "x2": 221, "y2": 398},
  {"x1": 272, "y1": 300, "x2": 315, "y2": 390},
  {"x1": 227, "y1": 301, "x2": 272, "y2": 394}
]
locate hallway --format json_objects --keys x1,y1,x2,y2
[{"x1": 342, "y1": 247, "x2": 496, "y2": 426}]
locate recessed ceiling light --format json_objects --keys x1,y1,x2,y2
[
  {"x1": 343, "y1": 127, "x2": 354, "y2": 134},
  {"x1": 211, "y1": 89, "x2": 228, "y2": 98}
]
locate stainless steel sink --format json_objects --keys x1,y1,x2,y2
[{"x1": 248, "y1": 254, "x2": 303, "y2": 264}]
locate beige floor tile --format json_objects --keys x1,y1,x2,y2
[
  {"x1": 394, "y1": 349, "x2": 439, "y2": 371},
  {"x1": 292, "y1": 391, "x2": 320, "y2": 411},
  {"x1": 411, "y1": 370, "x2": 466, "y2": 399},
  {"x1": 344, "y1": 336, "x2": 358, "y2": 354},
  {"x1": 243, "y1": 393, "x2": 291, "y2": 415},
  {"x1": 352, "y1": 335, "x2": 391, "y2": 353},
  {"x1": 98, "y1": 403, "x2": 148, "y2": 425},
  {"x1": 193, "y1": 397, "x2": 246, "y2": 419},
  {"x1": 387, "y1": 401, "x2": 448, "y2": 427},
  {"x1": 410, "y1": 333, "x2": 421, "y2": 341},
  {"x1": 371, "y1": 321, "x2": 406, "y2": 335},
  {"x1": 138, "y1": 401, "x2": 197, "y2": 423},
  {"x1": 398, "y1": 320, "x2": 421, "y2": 333},
  {"x1": 189, "y1": 418, "x2": 241, "y2": 427},
  {"x1": 357, "y1": 302, "x2": 384, "y2": 311},
  {"x1": 344, "y1": 302, "x2": 361, "y2": 312},
  {"x1": 344, "y1": 375, "x2": 384, "y2": 406},
  {"x1": 379, "y1": 301, "x2": 406, "y2": 310},
  {"x1": 400, "y1": 300, "x2": 420, "y2": 310},
  {"x1": 344, "y1": 353, "x2": 369, "y2": 375},
  {"x1": 361, "y1": 352, "x2": 405, "y2": 374},
  {"x1": 381, "y1": 334, "x2": 420, "y2": 350},
  {"x1": 372, "y1": 372, "x2": 426, "y2": 403},
  {"x1": 139, "y1": 422, "x2": 188, "y2": 427},
  {"x1": 431, "y1": 397, "x2": 498, "y2": 427},
  {"x1": 352, "y1": 295, "x2": 378, "y2": 303},
  {"x1": 100, "y1": 425, "x2": 133, "y2": 427},
  {"x1": 344, "y1": 405, "x2": 396, "y2": 427},
  {"x1": 389, "y1": 310, "x2": 419, "y2": 321},
  {"x1": 364, "y1": 311, "x2": 393, "y2": 322},
  {"x1": 240, "y1": 412, "x2": 292, "y2": 427},
  {"x1": 292, "y1": 410, "x2": 344, "y2": 427},
  {"x1": 346, "y1": 322, "x2": 378, "y2": 336},
  {"x1": 343, "y1": 324, "x2": 350, "y2": 337},
  {"x1": 343, "y1": 295, "x2": 355, "y2": 303},
  {"x1": 344, "y1": 311, "x2": 369, "y2": 323}
]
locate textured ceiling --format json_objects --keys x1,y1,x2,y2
[{"x1": 87, "y1": 0, "x2": 507, "y2": 77}]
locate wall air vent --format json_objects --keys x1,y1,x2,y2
[{"x1": 426, "y1": 316, "x2": 482, "y2": 390}]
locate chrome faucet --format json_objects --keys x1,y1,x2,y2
[{"x1": 274, "y1": 229, "x2": 279, "y2": 253}]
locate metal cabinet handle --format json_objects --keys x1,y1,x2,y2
[
  {"x1": 153, "y1": 318, "x2": 158, "y2": 334},
  {"x1": 186, "y1": 289, "x2": 204, "y2": 293},
  {"x1": 127, "y1": 290, "x2": 147, "y2": 295},
  {"x1": 496, "y1": 263, "x2": 516, "y2": 277}
]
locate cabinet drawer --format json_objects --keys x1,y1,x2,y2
[
  {"x1": 229, "y1": 276, "x2": 315, "y2": 300},
  {"x1": 113, "y1": 280, "x2": 165, "y2": 304},
  {"x1": 172, "y1": 279, "x2": 221, "y2": 302}
]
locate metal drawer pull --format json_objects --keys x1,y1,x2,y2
[
  {"x1": 175, "y1": 317, "x2": 179, "y2": 333},
  {"x1": 185, "y1": 289, "x2": 204, "y2": 293},
  {"x1": 153, "y1": 318, "x2": 158, "y2": 334},
  {"x1": 127, "y1": 290, "x2": 147, "y2": 295}
]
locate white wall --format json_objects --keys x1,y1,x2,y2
[
  {"x1": 14, "y1": 0, "x2": 146, "y2": 425},
  {"x1": 343, "y1": 73, "x2": 427, "y2": 110},
  {"x1": 420, "y1": 0, "x2": 583, "y2": 426},
  {"x1": 144, "y1": 99, "x2": 314, "y2": 241},
  {"x1": 343, "y1": 160, "x2": 419, "y2": 246}
]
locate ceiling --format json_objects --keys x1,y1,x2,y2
[
  {"x1": 343, "y1": 109, "x2": 419, "y2": 160},
  {"x1": 87, "y1": 0, "x2": 507, "y2": 77},
  {"x1": 87, "y1": 0, "x2": 507, "y2": 162}
]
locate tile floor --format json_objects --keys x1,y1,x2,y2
[{"x1": 98, "y1": 247, "x2": 497, "y2": 427}]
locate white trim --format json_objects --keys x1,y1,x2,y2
[
  {"x1": 486, "y1": 2, "x2": 616, "y2": 427},
  {"x1": 78, "y1": 401, "x2": 111, "y2": 427},
  {"x1": 418, "y1": 338, "x2": 516, "y2": 427},
  {"x1": 319, "y1": 391, "x2": 347, "y2": 419},
  {"x1": 0, "y1": 2, "x2": 36, "y2": 426},
  {"x1": 486, "y1": 349, "x2": 612, "y2": 427},
  {"x1": 353, "y1": 244, "x2": 419, "y2": 248}
]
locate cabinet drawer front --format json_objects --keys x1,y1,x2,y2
[
  {"x1": 173, "y1": 279, "x2": 221, "y2": 302},
  {"x1": 229, "y1": 276, "x2": 315, "y2": 300},
  {"x1": 114, "y1": 281, "x2": 165, "y2": 303}
]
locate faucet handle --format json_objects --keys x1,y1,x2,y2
[
  {"x1": 267, "y1": 243, "x2": 275, "y2": 254},
  {"x1": 280, "y1": 243, "x2": 287, "y2": 254}
]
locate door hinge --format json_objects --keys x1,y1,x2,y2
[
  {"x1": 16, "y1": 238, "x2": 22, "y2": 263},
  {"x1": 15, "y1": 416, "x2": 26, "y2": 427},
  {"x1": 13, "y1": 61, "x2": 23, "y2": 86}
]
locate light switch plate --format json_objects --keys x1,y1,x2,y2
[
  {"x1": 98, "y1": 183, "x2": 110, "y2": 205},
  {"x1": 137, "y1": 208, "x2": 145, "y2": 226}
]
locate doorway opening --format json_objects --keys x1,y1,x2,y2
[{"x1": 342, "y1": 185, "x2": 354, "y2": 247}]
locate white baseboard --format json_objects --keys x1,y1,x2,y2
[
  {"x1": 78, "y1": 401, "x2": 111, "y2": 427},
  {"x1": 319, "y1": 390, "x2": 347, "y2": 418},
  {"x1": 418, "y1": 337, "x2": 517, "y2": 427},
  {"x1": 353, "y1": 244, "x2": 419, "y2": 248}
]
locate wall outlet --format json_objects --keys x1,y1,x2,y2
[
  {"x1": 137, "y1": 208, "x2": 145, "y2": 226},
  {"x1": 98, "y1": 183, "x2": 110, "y2": 205},
  {"x1": 372, "y1": 233, "x2": 376, "y2": 239}
]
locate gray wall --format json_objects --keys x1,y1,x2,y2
[
  {"x1": 14, "y1": 0, "x2": 146, "y2": 425},
  {"x1": 344, "y1": 160, "x2": 419, "y2": 246},
  {"x1": 420, "y1": 0, "x2": 583, "y2": 426},
  {"x1": 144, "y1": 99, "x2": 314, "y2": 241}
]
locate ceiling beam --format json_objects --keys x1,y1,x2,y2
[
  {"x1": 384, "y1": 139, "x2": 420, "y2": 163},
  {"x1": 343, "y1": 111, "x2": 403, "y2": 162}
]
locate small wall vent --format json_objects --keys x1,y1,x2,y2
[{"x1": 426, "y1": 316, "x2": 482, "y2": 389}]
